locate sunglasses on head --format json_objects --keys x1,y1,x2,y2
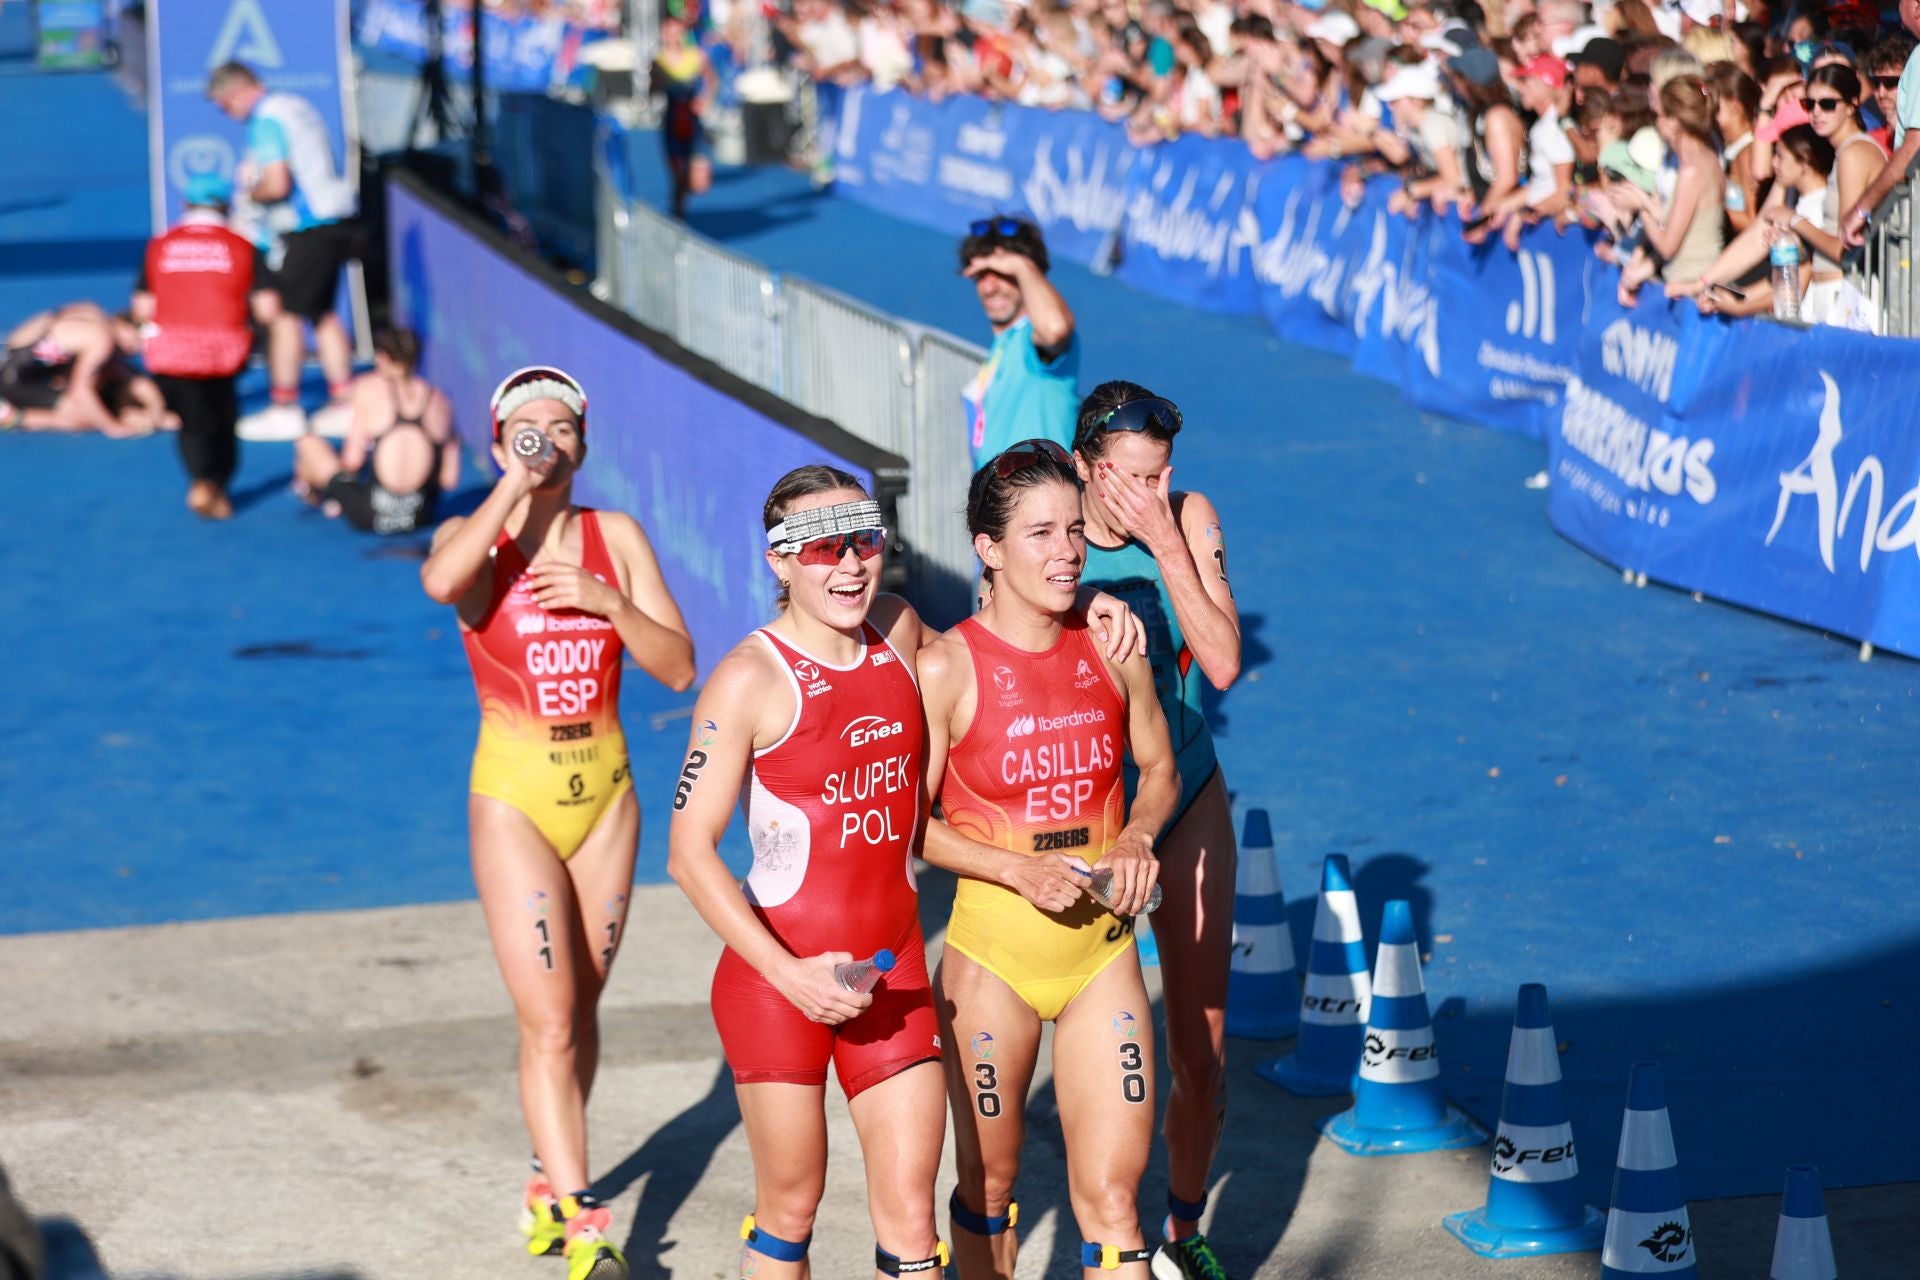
[
  {"x1": 1800, "y1": 94, "x2": 1847, "y2": 112},
  {"x1": 789, "y1": 527, "x2": 887, "y2": 567},
  {"x1": 1095, "y1": 396, "x2": 1183, "y2": 438},
  {"x1": 991, "y1": 438, "x2": 1074, "y2": 477},
  {"x1": 970, "y1": 217, "x2": 1026, "y2": 238}
]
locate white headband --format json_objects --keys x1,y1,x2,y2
[
  {"x1": 494, "y1": 376, "x2": 585, "y2": 428},
  {"x1": 767, "y1": 499, "x2": 886, "y2": 551}
]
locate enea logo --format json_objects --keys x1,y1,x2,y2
[
  {"x1": 992, "y1": 666, "x2": 1017, "y2": 693},
  {"x1": 1505, "y1": 249, "x2": 1556, "y2": 343},
  {"x1": 207, "y1": 0, "x2": 284, "y2": 68},
  {"x1": 1004, "y1": 714, "x2": 1036, "y2": 742},
  {"x1": 841, "y1": 716, "x2": 904, "y2": 748}
]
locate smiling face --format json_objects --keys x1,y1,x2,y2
[
  {"x1": 766, "y1": 487, "x2": 883, "y2": 629},
  {"x1": 492, "y1": 397, "x2": 583, "y2": 491},
  {"x1": 977, "y1": 479, "x2": 1087, "y2": 613},
  {"x1": 972, "y1": 263, "x2": 1024, "y2": 326}
]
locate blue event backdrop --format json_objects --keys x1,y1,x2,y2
[
  {"x1": 146, "y1": 0, "x2": 353, "y2": 232},
  {"x1": 385, "y1": 176, "x2": 890, "y2": 677},
  {"x1": 824, "y1": 85, "x2": 1920, "y2": 657},
  {"x1": 356, "y1": 0, "x2": 604, "y2": 94}
]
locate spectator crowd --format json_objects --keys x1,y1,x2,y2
[{"x1": 776, "y1": 0, "x2": 1920, "y2": 327}]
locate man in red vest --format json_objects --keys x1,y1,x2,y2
[{"x1": 132, "y1": 172, "x2": 256, "y2": 519}]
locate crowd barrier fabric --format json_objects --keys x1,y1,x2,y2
[
  {"x1": 386, "y1": 170, "x2": 908, "y2": 677},
  {"x1": 356, "y1": 0, "x2": 603, "y2": 95},
  {"x1": 825, "y1": 86, "x2": 1920, "y2": 657}
]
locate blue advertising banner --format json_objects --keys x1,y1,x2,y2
[
  {"x1": 828, "y1": 91, "x2": 1920, "y2": 656},
  {"x1": 147, "y1": 0, "x2": 353, "y2": 233},
  {"x1": 355, "y1": 0, "x2": 603, "y2": 95},
  {"x1": 386, "y1": 175, "x2": 894, "y2": 676},
  {"x1": 1548, "y1": 288, "x2": 1920, "y2": 653}
]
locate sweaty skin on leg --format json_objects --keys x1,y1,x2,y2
[
  {"x1": 847, "y1": 1060, "x2": 947, "y2": 1278},
  {"x1": 936, "y1": 949, "x2": 1041, "y2": 1280},
  {"x1": 735, "y1": 1081, "x2": 827, "y2": 1280},
  {"x1": 1151, "y1": 769, "x2": 1236, "y2": 1238},
  {"x1": 1052, "y1": 952, "x2": 1156, "y2": 1279}
]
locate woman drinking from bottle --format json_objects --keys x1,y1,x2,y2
[
  {"x1": 1070, "y1": 383, "x2": 1242, "y2": 1280},
  {"x1": 919, "y1": 439, "x2": 1179, "y2": 1280},
  {"x1": 421, "y1": 366, "x2": 696, "y2": 1280},
  {"x1": 669, "y1": 464, "x2": 1145, "y2": 1280}
]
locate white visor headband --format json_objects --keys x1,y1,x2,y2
[
  {"x1": 767, "y1": 499, "x2": 886, "y2": 552},
  {"x1": 491, "y1": 367, "x2": 587, "y2": 436}
]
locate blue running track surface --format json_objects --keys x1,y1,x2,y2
[{"x1": 3, "y1": 73, "x2": 1915, "y2": 1204}]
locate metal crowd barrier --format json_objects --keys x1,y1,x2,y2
[
  {"x1": 592, "y1": 157, "x2": 986, "y2": 623},
  {"x1": 1863, "y1": 184, "x2": 1915, "y2": 339}
]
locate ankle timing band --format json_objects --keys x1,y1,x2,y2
[
  {"x1": 740, "y1": 1214, "x2": 810, "y2": 1263},
  {"x1": 876, "y1": 1241, "x2": 950, "y2": 1274},
  {"x1": 1082, "y1": 1242, "x2": 1153, "y2": 1270},
  {"x1": 948, "y1": 1188, "x2": 1017, "y2": 1236},
  {"x1": 1168, "y1": 1190, "x2": 1208, "y2": 1223}
]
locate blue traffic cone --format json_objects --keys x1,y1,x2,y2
[
  {"x1": 1769, "y1": 1166, "x2": 1836, "y2": 1280},
  {"x1": 1225, "y1": 809, "x2": 1299, "y2": 1039},
  {"x1": 1602, "y1": 1063, "x2": 1698, "y2": 1280},
  {"x1": 1443, "y1": 983, "x2": 1605, "y2": 1256},
  {"x1": 1254, "y1": 853, "x2": 1368, "y2": 1096},
  {"x1": 1321, "y1": 900, "x2": 1486, "y2": 1155}
]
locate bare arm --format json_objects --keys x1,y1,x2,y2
[
  {"x1": 1094, "y1": 469, "x2": 1242, "y2": 689},
  {"x1": 251, "y1": 160, "x2": 292, "y2": 204},
  {"x1": 667, "y1": 648, "x2": 874, "y2": 1023},
  {"x1": 964, "y1": 247, "x2": 1076, "y2": 356},
  {"x1": 420, "y1": 461, "x2": 537, "y2": 607},
  {"x1": 339, "y1": 377, "x2": 379, "y2": 473},
  {"x1": 1095, "y1": 646, "x2": 1178, "y2": 914},
  {"x1": 1846, "y1": 129, "x2": 1920, "y2": 241}
]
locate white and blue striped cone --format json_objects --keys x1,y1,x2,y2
[
  {"x1": 1321, "y1": 899, "x2": 1487, "y2": 1155},
  {"x1": 1769, "y1": 1166, "x2": 1836, "y2": 1280},
  {"x1": 1225, "y1": 809, "x2": 1299, "y2": 1039},
  {"x1": 1602, "y1": 1062, "x2": 1698, "y2": 1280},
  {"x1": 1442, "y1": 983, "x2": 1605, "y2": 1256},
  {"x1": 1254, "y1": 853, "x2": 1368, "y2": 1096}
]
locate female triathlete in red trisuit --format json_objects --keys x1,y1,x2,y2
[
  {"x1": 668, "y1": 464, "x2": 1149, "y2": 1280},
  {"x1": 421, "y1": 367, "x2": 695, "y2": 1280},
  {"x1": 917, "y1": 440, "x2": 1179, "y2": 1280}
]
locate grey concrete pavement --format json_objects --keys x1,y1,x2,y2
[{"x1": 2, "y1": 878, "x2": 1910, "y2": 1279}]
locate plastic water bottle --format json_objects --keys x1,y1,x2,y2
[
  {"x1": 1770, "y1": 232, "x2": 1802, "y2": 323},
  {"x1": 1086, "y1": 866, "x2": 1164, "y2": 915},
  {"x1": 834, "y1": 948, "x2": 896, "y2": 993},
  {"x1": 510, "y1": 425, "x2": 555, "y2": 471}
]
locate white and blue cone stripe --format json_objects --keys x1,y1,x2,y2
[
  {"x1": 1320, "y1": 900, "x2": 1486, "y2": 1156},
  {"x1": 1770, "y1": 1166, "x2": 1836, "y2": 1280},
  {"x1": 1225, "y1": 809, "x2": 1300, "y2": 1039},
  {"x1": 1254, "y1": 853, "x2": 1369, "y2": 1097},
  {"x1": 1443, "y1": 983, "x2": 1605, "y2": 1258},
  {"x1": 1602, "y1": 1062, "x2": 1697, "y2": 1278}
]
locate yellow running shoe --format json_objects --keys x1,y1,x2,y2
[
  {"x1": 563, "y1": 1204, "x2": 628, "y2": 1280},
  {"x1": 519, "y1": 1177, "x2": 567, "y2": 1257}
]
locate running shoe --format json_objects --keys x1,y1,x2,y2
[
  {"x1": 563, "y1": 1205, "x2": 628, "y2": 1280},
  {"x1": 237, "y1": 402, "x2": 308, "y2": 442},
  {"x1": 518, "y1": 1177, "x2": 567, "y2": 1257},
  {"x1": 1151, "y1": 1234, "x2": 1232, "y2": 1280}
]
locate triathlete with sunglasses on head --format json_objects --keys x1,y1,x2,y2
[
  {"x1": 1070, "y1": 384, "x2": 1243, "y2": 1280},
  {"x1": 959, "y1": 217, "x2": 1080, "y2": 471},
  {"x1": 669, "y1": 465, "x2": 1148, "y2": 1280},
  {"x1": 421, "y1": 366, "x2": 696, "y2": 1280},
  {"x1": 918, "y1": 439, "x2": 1179, "y2": 1280}
]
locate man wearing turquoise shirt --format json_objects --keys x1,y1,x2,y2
[{"x1": 959, "y1": 217, "x2": 1080, "y2": 471}]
